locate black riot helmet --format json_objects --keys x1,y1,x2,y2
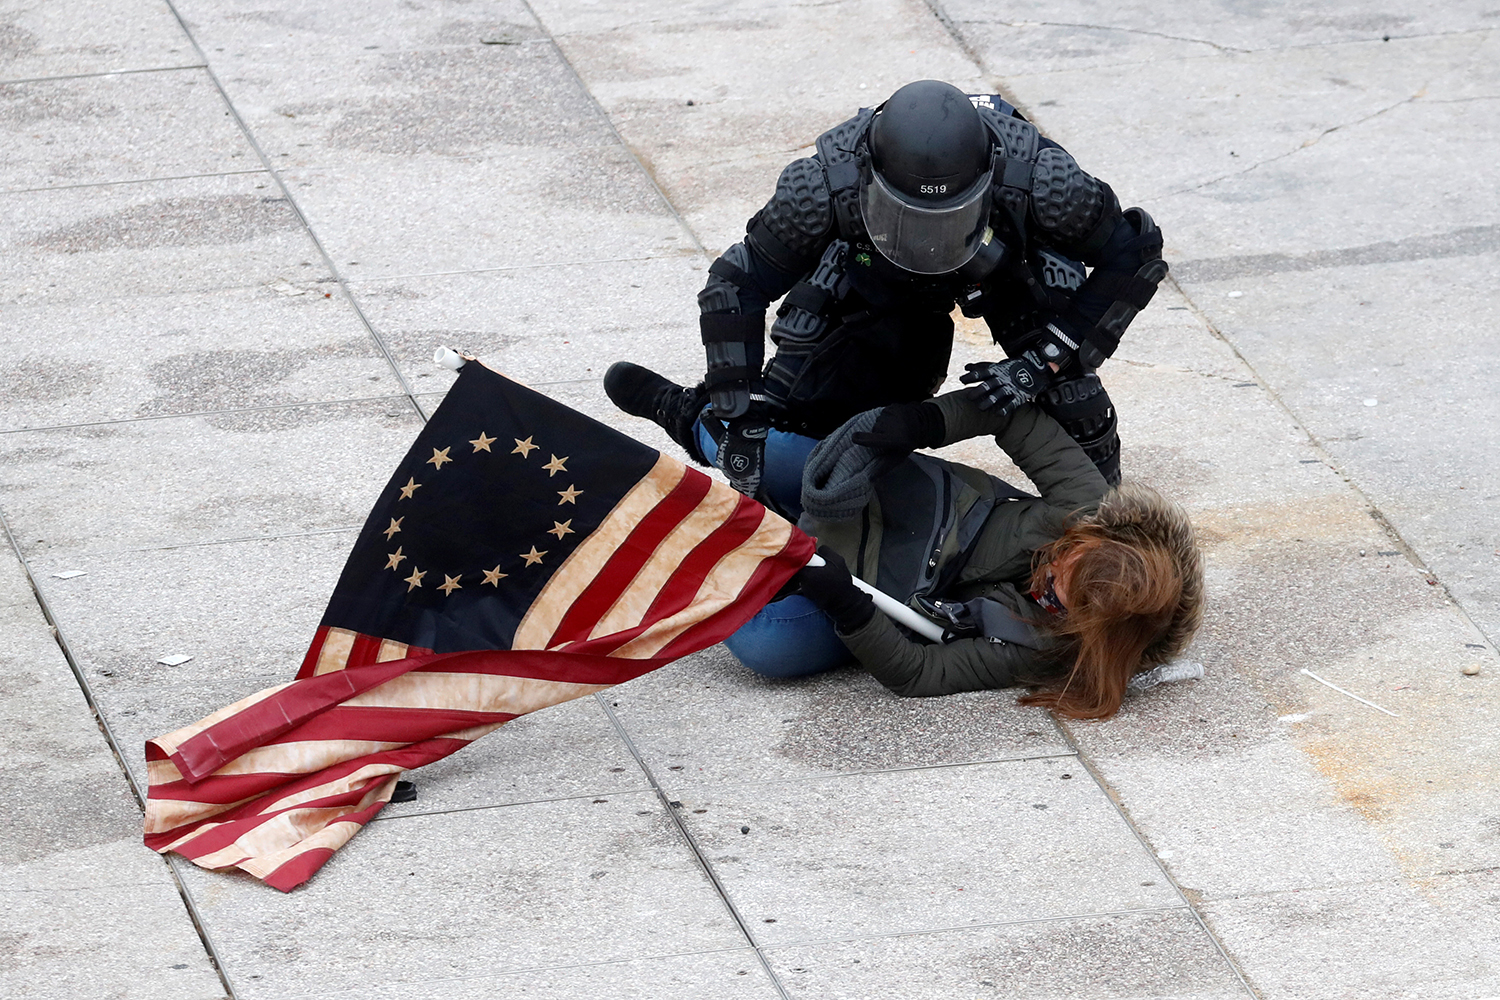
[{"x1": 860, "y1": 80, "x2": 995, "y2": 274}]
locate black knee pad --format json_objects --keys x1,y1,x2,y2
[{"x1": 1038, "y1": 374, "x2": 1121, "y2": 485}]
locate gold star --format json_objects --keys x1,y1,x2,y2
[
  {"x1": 542, "y1": 454, "x2": 569, "y2": 477},
  {"x1": 557, "y1": 484, "x2": 582, "y2": 505},
  {"x1": 384, "y1": 547, "x2": 406, "y2": 570},
  {"x1": 398, "y1": 477, "x2": 422, "y2": 500},
  {"x1": 403, "y1": 567, "x2": 426, "y2": 592},
  {"x1": 520, "y1": 546, "x2": 548, "y2": 567},
  {"x1": 470, "y1": 431, "x2": 496, "y2": 453},
  {"x1": 383, "y1": 517, "x2": 403, "y2": 540},
  {"x1": 427, "y1": 446, "x2": 453, "y2": 470},
  {"x1": 438, "y1": 574, "x2": 462, "y2": 596},
  {"x1": 547, "y1": 519, "x2": 575, "y2": 539},
  {"x1": 481, "y1": 565, "x2": 508, "y2": 586},
  {"x1": 512, "y1": 436, "x2": 538, "y2": 458}
]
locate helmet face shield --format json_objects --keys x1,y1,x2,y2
[{"x1": 860, "y1": 164, "x2": 994, "y2": 274}]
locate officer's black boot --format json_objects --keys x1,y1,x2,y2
[{"x1": 603, "y1": 362, "x2": 709, "y2": 465}]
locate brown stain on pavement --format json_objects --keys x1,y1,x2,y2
[{"x1": 1194, "y1": 490, "x2": 1500, "y2": 877}]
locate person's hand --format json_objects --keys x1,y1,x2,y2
[
  {"x1": 795, "y1": 546, "x2": 875, "y2": 633},
  {"x1": 960, "y1": 352, "x2": 1050, "y2": 415},
  {"x1": 715, "y1": 418, "x2": 768, "y2": 498},
  {"x1": 851, "y1": 402, "x2": 945, "y2": 453}
]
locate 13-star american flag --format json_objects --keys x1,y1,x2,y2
[{"x1": 143, "y1": 359, "x2": 815, "y2": 891}]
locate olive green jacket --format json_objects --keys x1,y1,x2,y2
[{"x1": 821, "y1": 392, "x2": 1108, "y2": 697}]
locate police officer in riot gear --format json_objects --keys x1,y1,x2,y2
[{"x1": 605, "y1": 79, "x2": 1166, "y2": 510}]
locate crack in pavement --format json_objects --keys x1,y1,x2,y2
[
  {"x1": 1158, "y1": 89, "x2": 1427, "y2": 199},
  {"x1": 948, "y1": 20, "x2": 1493, "y2": 59},
  {"x1": 948, "y1": 18, "x2": 1252, "y2": 54}
]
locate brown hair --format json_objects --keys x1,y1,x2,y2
[{"x1": 1018, "y1": 482, "x2": 1203, "y2": 720}]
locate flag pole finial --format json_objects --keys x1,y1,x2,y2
[{"x1": 433, "y1": 346, "x2": 467, "y2": 371}]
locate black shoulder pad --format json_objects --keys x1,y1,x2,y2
[
  {"x1": 748, "y1": 156, "x2": 833, "y2": 268},
  {"x1": 814, "y1": 108, "x2": 874, "y2": 245},
  {"x1": 1029, "y1": 147, "x2": 1109, "y2": 244},
  {"x1": 815, "y1": 108, "x2": 875, "y2": 169},
  {"x1": 976, "y1": 105, "x2": 1039, "y2": 162}
]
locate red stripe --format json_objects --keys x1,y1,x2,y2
[
  {"x1": 145, "y1": 737, "x2": 477, "y2": 851},
  {"x1": 264, "y1": 847, "x2": 337, "y2": 893},
  {"x1": 655, "y1": 528, "x2": 815, "y2": 661},
  {"x1": 148, "y1": 736, "x2": 477, "y2": 806},
  {"x1": 553, "y1": 494, "x2": 779, "y2": 657},
  {"x1": 545, "y1": 472, "x2": 711, "y2": 647},
  {"x1": 151, "y1": 708, "x2": 515, "y2": 801},
  {"x1": 401, "y1": 648, "x2": 658, "y2": 685},
  {"x1": 295, "y1": 625, "x2": 331, "y2": 680},
  {"x1": 639, "y1": 491, "x2": 766, "y2": 625},
  {"x1": 164, "y1": 656, "x2": 427, "y2": 782},
  {"x1": 255, "y1": 706, "x2": 514, "y2": 746},
  {"x1": 564, "y1": 492, "x2": 766, "y2": 656},
  {"x1": 347, "y1": 633, "x2": 384, "y2": 669},
  {"x1": 262, "y1": 793, "x2": 392, "y2": 892},
  {"x1": 167, "y1": 772, "x2": 395, "y2": 860},
  {"x1": 161, "y1": 645, "x2": 678, "y2": 785},
  {"x1": 150, "y1": 733, "x2": 477, "y2": 854}
]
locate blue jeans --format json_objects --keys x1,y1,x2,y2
[
  {"x1": 723, "y1": 595, "x2": 854, "y2": 678},
  {"x1": 698, "y1": 417, "x2": 838, "y2": 676},
  {"x1": 695, "y1": 418, "x2": 820, "y2": 520}
]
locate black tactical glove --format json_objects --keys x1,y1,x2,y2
[
  {"x1": 850, "y1": 401, "x2": 946, "y2": 453},
  {"x1": 715, "y1": 417, "x2": 769, "y2": 498},
  {"x1": 960, "y1": 351, "x2": 1051, "y2": 415},
  {"x1": 795, "y1": 546, "x2": 875, "y2": 634}
]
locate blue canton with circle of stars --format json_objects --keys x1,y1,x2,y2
[{"x1": 321, "y1": 363, "x2": 661, "y2": 653}]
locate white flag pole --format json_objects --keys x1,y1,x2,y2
[{"x1": 807, "y1": 554, "x2": 947, "y2": 642}]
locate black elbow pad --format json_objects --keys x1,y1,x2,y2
[{"x1": 700, "y1": 311, "x2": 767, "y2": 419}]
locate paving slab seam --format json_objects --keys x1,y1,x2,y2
[
  {"x1": 1192, "y1": 867, "x2": 1500, "y2": 905},
  {"x1": 99, "y1": 525, "x2": 360, "y2": 557},
  {"x1": 0, "y1": 505, "x2": 237, "y2": 998},
  {"x1": 0, "y1": 169, "x2": 269, "y2": 198},
  {"x1": 0, "y1": 505, "x2": 142, "y2": 806},
  {"x1": 0, "y1": 63, "x2": 208, "y2": 87},
  {"x1": 1163, "y1": 271, "x2": 1500, "y2": 654},
  {"x1": 160, "y1": 0, "x2": 421, "y2": 408},
  {"x1": 340, "y1": 252, "x2": 699, "y2": 284},
  {"x1": 0, "y1": 392, "x2": 411, "y2": 436},
  {"x1": 1053, "y1": 716, "x2": 1263, "y2": 998},
  {"x1": 636, "y1": 750, "x2": 1082, "y2": 797},
  {"x1": 754, "y1": 902, "x2": 1193, "y2": 951},
  {"x1": 269, "y1": 945, "x2": 767, "y2": 1000},
  {"x1": 371, "y1": 784, "x2": 657, "y2": 823},
  {"x1": 163, "y1": 856, "x2": 239, "y2": 1000},
  {"x1": 521, "y1": 0, "x2": 707, "y2": 258},
  {"x1": 595, "y1": 693, "x2": 796, "y2": 1000}
]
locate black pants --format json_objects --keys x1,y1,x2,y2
[{"x1": 767, "y1": 308, "x2": 955, "y2": 438}]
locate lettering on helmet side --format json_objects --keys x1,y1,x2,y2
[{"x1": 919, "y1": 184, "x2": 949, "y2": 195}]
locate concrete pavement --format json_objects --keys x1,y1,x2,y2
[{"x1": 1, "y1": 1, "x2": 1496, "y2": 997}]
